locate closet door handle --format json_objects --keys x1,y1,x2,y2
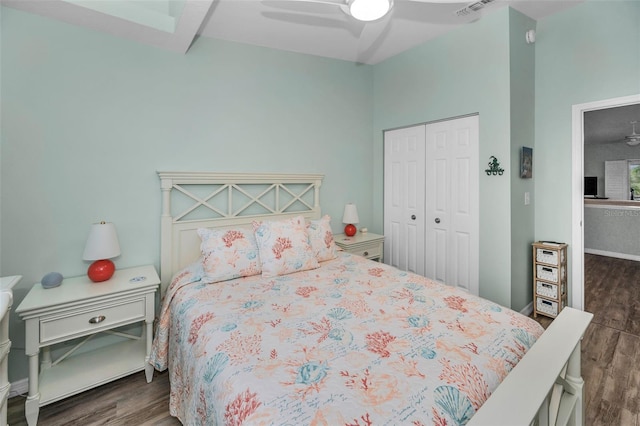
[
  {"x1": 411, "y1": 215, "x2": 416, "y2": 220},
  {"x1": 435, "y1": 218, "x2": 441, "y2": 224}
]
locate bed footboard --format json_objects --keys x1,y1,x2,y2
[{"x1": 469, "y1": 307, "x2": 593, "y2": 426}]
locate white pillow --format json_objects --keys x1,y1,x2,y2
[
  {"x1": 252, "y1": 216, "x2": 319, "y2": 278},
  {"x1": 197, "y1": 227, "x2": 262, "y2": 284},
  {"x1": 307, "y1": 215, "x2": 338, "y2": 262}
]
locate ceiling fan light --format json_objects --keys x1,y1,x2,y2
[
  {"x1": 349, "y1": 0, "x2": 391, "y2": 22},
  {"x1": 626, "y1": 138, "x2": 640, "y2": 147}
]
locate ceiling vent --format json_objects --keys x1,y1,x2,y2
[{"x1": 455, "y1": 0, "x2": 496, "y2": 17}]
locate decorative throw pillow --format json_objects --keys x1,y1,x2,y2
[
  {"x1": 197, "y1": 227, "x2": 262, "y2": 284},
  {"x1": 307, "y1": 215, "x2": 338, "y2": 262},
  {"x1": 252, "y1": 216, "x2": 319, "y2": 278}
]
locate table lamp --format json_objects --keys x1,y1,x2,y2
[
  {"x1": 342, "y1": 203, "x2": 359, "y2": 237},
  {"x1": 83, "y1": 221, "x2": 121, "y2": 282}
]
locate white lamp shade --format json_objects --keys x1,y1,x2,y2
[
  {"x1": 350, "y1": 0, "x2": 391, "y2": 21},
  {"x1": 342, "y1": 203, "x2": 360, "y2": 224},
  {"x1": 83, "y1": 222, "x2": 121, "y2": 261}
]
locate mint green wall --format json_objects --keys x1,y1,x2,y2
[
  {"x1": 508, "y1": 9, "x2": 536, "y2": 311},
  {"x1": 1, "y1": 7, "x2": 373, "y2": 382},
  {"x1": 372, "y1": 9, "x2": 514, "y2": 306},
  {"x1": 534, "y1": 0, "x2": 640, "y2": 294}
]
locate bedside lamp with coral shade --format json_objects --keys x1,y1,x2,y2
[
  {"x1": 83, "y1": 221, "x2": 121, "y2": 282},
  {"x1": 342, "y1": 203, "x2": 360, "y2": 237}
]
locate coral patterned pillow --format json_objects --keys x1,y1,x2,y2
[
  {"x1": 307, "y1": 215, "x2": 338, "y2": 262},
  {"x1": 252, "y1": 216, "x2": 319, "y2": 278},
  {"x1": 197, "y1": 227, "x2": 262, "y2": 284}
]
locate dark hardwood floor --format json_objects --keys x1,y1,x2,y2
[
  {"x1": 8, "y1": 254, "x2": 640, "y2": 425},
  {"x1": 581, "y1": 254, "x2": 640, "y2": 426},
  {"x1": 530, "y1": 253, "x2": 640, "y2": 426}
]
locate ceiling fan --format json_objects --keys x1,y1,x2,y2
[
  {"x1": 624, "y1": 121, "x2": 640, "y2": 146},
  {"x1": 263, "y1": 0, "x2": 493, "y2": 62},
  {"x1": 281, "y1": 0, "x2": 485, "y2": 22}
]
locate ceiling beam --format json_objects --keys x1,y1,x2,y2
[{"x1": 1, "y1": 0, "x2": 215, "y2": 53}]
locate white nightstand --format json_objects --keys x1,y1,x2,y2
[
  {"x1": 16, "y1": 265, "x2": 159, "y2": 426},
  {"x1": 334, "y1": 232, "x2": 385, "y2": 262},
  {"x1": 0, "y1": 275, "x2": 20, "y2": 426}
]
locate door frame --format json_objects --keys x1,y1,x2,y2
[{"x1": 571, "y1": 93, "x2": 640, "y2": 311}]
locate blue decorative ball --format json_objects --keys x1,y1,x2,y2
[{"x1": 41, "y1": 272, "x2": 63, "y2": 289}]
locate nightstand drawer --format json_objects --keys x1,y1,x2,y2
[
  {"x1": 350, "y1": 245, "x2": 382, "y2": 259},
  {"x1": 334, "y1": 233, "x2": 385, "y2": 262},
  {"x1": 40, "y1": 298, "x2": 146, "y2": 344}
]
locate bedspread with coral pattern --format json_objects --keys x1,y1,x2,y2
[{"x1": 150, "y1": 253, "x2": 544, "y2": 426}]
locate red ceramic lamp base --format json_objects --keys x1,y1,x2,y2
[
  {"x1": 344, "y1": 224, "x2": 357, "y2": 237},
  {"x1": 87, "y1": 259, "x2": 115, "y2": 282}
]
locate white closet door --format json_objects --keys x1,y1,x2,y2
[
  {"x1": 383, "y1": 125, "x2": 426, "y2": 275},
  {"x1": 425, "y1": 115, "x2": 479, "y2": 294},
  {"x1": 384, "y1": 116, "x2": 479, "y2": 295}
]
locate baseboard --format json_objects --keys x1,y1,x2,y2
[
  {"x1": 9, "y1": 378, "x2": 28, "y2": 398},
  {"x1": 585, "y1": 248, "x2": 640, "y2": 262},
  {"x1": 520, "y1": 302, "x2": 534, "y2": 317}
]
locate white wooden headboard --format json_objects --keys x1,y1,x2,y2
[{"x1": 158, "y1": 172, "x2": 324, "y2": 295}]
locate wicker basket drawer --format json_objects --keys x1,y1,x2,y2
[
  {"x1": 536, "y1": 248, "x2": 564, "y2": 266},
  {"x1": 536, "y1": 297, "x2": 564, "y2": 317},
  {"x1": 536, "y1": 281, "x2": 563, "y2": 300},
  {"x1": 536, "y1": 265, "x2": 565, "y2": 284}
]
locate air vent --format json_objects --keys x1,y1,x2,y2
[{"x1": 455, "y1": 0, "x2": 496, "y2": 17}]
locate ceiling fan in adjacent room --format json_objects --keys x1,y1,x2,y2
[{"x1": 623, "y1": 121, "x2": 640, "y2": 146}]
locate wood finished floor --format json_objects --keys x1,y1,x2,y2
[
  {"x1": 8, "y1": 254, "x2": 640, "y2": 425},
  {"x1": 532, "y1": 254, "x2": 640, "y2": 426}
]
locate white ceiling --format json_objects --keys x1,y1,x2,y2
[
  {"x1": 585, "y1": 103, "x2": 640, "y2": 147},
  {"x1": 197, "y1": 0, "x2": 584, "y2": 64},
  {"x1": 4, "y1": 0, "x2": 585, "y2": 63},
  {"x1": 4, "y1": 0, "x2": 638, "y2": 145}
]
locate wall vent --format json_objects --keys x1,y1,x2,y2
[{"x1": 455, "y1": 0, "x2": 496, "y2": 17}]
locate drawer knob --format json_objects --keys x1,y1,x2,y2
[
  {"x1": 363, "y1": 251, "x2": 369, "y2": 256},
  {"x1": 89, "y1": 315, "x2": 106, "y2": 324}
]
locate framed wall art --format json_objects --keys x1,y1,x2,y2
[{"x1": 521, "y1": 147, "x2": 532, "y2": 179}]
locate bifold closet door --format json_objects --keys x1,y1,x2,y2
[
  {"x1": 383, "y1": 115, "x2": 479, "y2": 295},
  {"x1": 383, "y1": 125, "x2": 426, "y2": 276},
  {"x1": 425, "y1": 115, "x2": 479, "y2": 295}
]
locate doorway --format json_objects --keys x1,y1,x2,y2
[{"x1": 571, "y1": 94, "x2": 640, "y2": 311}]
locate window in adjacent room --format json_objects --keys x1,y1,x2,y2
[
  {"x1": 605, "y1": 159, "x2": 640, "y2": 200},
  {"x1": 630, "y1": 160, "x2": 640, "y2": 199}
]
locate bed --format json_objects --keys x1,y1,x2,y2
[{"x1": 150, "y1": 172, "x2": 593, "y2": 426}]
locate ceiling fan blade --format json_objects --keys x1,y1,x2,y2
[
  {"x1": 406, "y1": 0, "x2": 466, "y2": 3},
  {"x1": 599, "y1": 137, "x2": 640, "y2": 145},
  {"x1": 261, "y1": 11, "x2": 363, "y2": 37},
  {"x1": 356, "y1": 9, "x2": 393, "y2": 63},
  {"x1": 262, "y1": 0, "x2": 349, "y2": 15}
]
